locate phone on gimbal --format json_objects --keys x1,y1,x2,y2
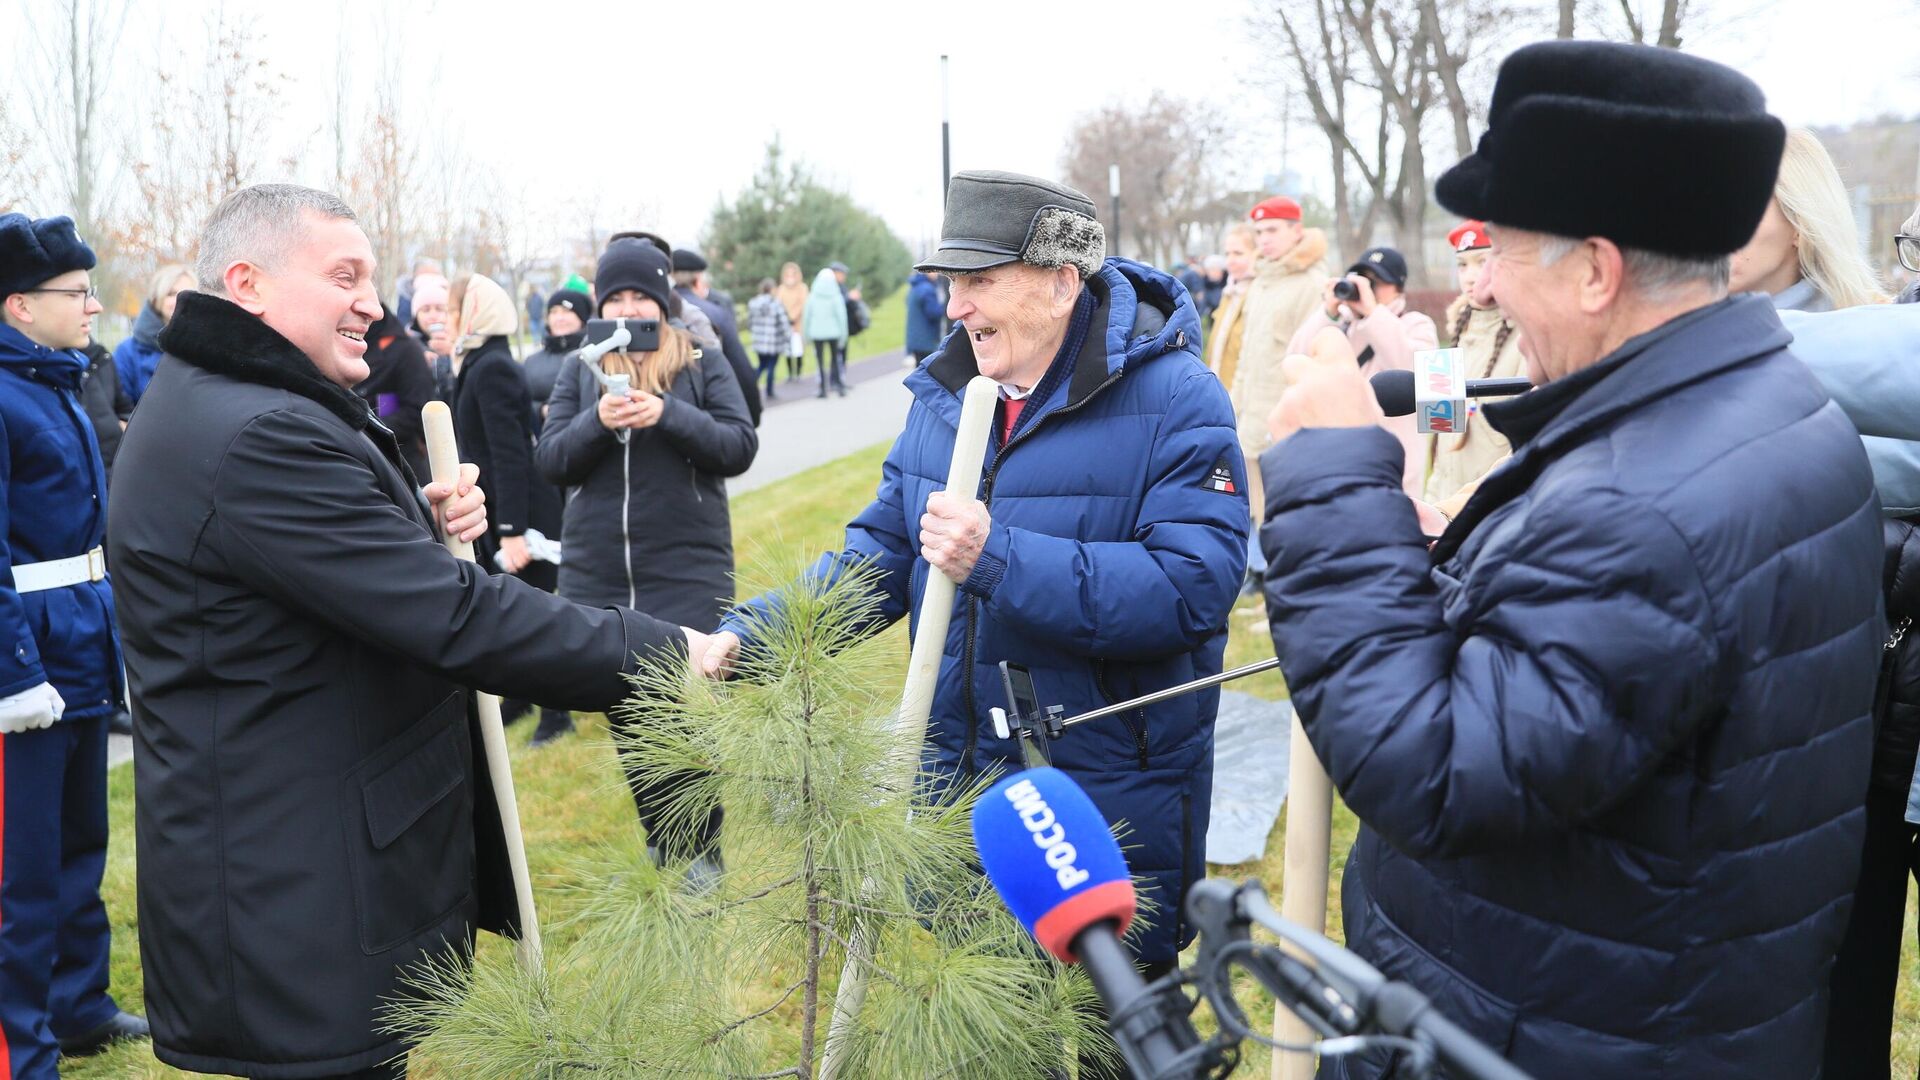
[{"x1": 585, "y1": 316, "x2": 660, "y2": 354}]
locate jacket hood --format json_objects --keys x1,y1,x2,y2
[
  {"x1": 810, "y1": 267, "x2": 840, "y2": 292},
  {"x1": 158, "y1": 291, "x2": 373, "y2": 431},
  {"x1": 132, "y1": 302, "x2": 167, "y2": 349},
  {"x1": 454, "y1": 274, "x2": 518, "y2": 355},
  {"x1": 913, "y1": 257, "x2": 1202, "y2": 424}
]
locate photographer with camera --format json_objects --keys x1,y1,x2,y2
[
  {"x1": 1285, "y1": 245, "x2": 1434, "y2": 497},
  {"x1": 536, "y1": 236, "x2": 757, "y2": 882}
]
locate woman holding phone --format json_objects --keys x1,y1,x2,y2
[{"x1": 536, "y1": 236, "x2": 757, "y2": 883}]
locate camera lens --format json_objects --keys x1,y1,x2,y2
[{"x1": 1332, "y1": 279, "x2": 1360, "y2": 302}]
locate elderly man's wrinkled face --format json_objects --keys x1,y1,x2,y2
[
  {"x1": 945, "y1": 262, "x2": 1076, "y2": 387},
  {"x1": 1482, "y1": 225, "x2": 1597, "y2": 385},
  {"x1": 243, "y1": 212, "x2": 382, "y2": 388}
]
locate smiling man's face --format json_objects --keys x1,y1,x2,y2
[
  {"x1": 943, "y1": 263, "x2": 1074, "y2": 388},
  {"x1": 249, "y1": 212, "x2": 382, "y2": 387}
]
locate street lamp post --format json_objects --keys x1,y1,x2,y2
[{"x1": 1109, "y1": 164, "x2": 1121, "y2": 260}]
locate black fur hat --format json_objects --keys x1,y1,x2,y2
[
  {"x1": 0, "y1": 214, "x2": 97, "y2": 298},
  {"x1": 1435, "y1": 41, "x2": 1785, "y2": 258}
]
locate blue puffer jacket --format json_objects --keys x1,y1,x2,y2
[
  {"x1": 905, "y1": 274, "x2": 944, "y2": 355},
  {"x1": 114, "y1": 302, "x2": 166, "y2": 404},
  {"x1": 726, "y1": 259, "x2": 1247, "y2": 962},
  {"x1": 0, "y1": 325, "x2": 119, "y2": 717},
  {"x1": 1259, "y1": 295, "x2": 1883, "y2": 1077}
]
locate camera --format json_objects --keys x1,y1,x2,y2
[
  {"x1": 585, "y1": 317, "x2": 661, "y2": 355},
  {"x1": 1332, "y1": 277, "x2": 1362, "y2": 303}
]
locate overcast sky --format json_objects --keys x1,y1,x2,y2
[{"x1": 8, "y1": 0, "x2": 1918, "y2": 261}]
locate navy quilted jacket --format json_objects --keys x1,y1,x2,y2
[
  {"x1": 0, "y1": 324, "x2": 119, "y2": 716},
  {"x1": 1259, "y1": 295, "x2": 1882, "y2": 1077},
  {"x1": 725, "y1": 258, "x2": 1248, "y2": 962}
]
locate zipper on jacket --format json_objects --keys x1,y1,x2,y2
[
  {"x1": 1095, "y1": 658, "x2": 1152, "y2": 771},
  {"x1": 623, "y1": 439, "x2": 636, "y2": 608},
  {"x1": 959, "y1": 370, "x2": 1127, "y2": 772},
  {"x1": 690, "y1": 463, "x2": 702, "y2": 502}
]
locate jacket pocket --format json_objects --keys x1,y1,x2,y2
[
  {"x1": 1094, "y1": 658, "x2": 1151, "y2": 771},
  {"x1": 342, "y1": 692, "x2": 475, "y2": 954},
  {"x1": 1361, "y1": 896, "x2": 1521, "y2": 1058}
]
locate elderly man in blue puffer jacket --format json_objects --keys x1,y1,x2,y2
[
  {"x1": 1261, "y1": 44, "x2": 1883, "y2": 1078},
  {"x1": 707, "y1": 170, "x2": 1246, "y2": 1074}
]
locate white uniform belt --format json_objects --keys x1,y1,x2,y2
[{"x1": 12, "y1": 548, "x2": 106, "y2": 593}]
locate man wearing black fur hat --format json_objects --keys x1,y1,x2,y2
[
  {"x1": 110, "y1": 184, "x2": 703, "y2": 1079},
  {"x1": 1257, "y1": 42, "x2": 1883, "y2": 1076}
]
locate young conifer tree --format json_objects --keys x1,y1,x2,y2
[{"x1": 386, "y1": 567, "x2": 1109, "y2": 1078}]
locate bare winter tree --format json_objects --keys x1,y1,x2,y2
[
  {"x1": 340, "y1": 7, "x2": 420, "y2": 302},
  {"x1": 1060, "y1": 92, "x2": 1244, "y2": 268},
  {"x1": 0, "y1": 98, "x2": 32, "y2": 213},
  {"x1": 21, "y1": 0, "x2": 126, "y2": 240}
]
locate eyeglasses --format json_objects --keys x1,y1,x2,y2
[
  {"x1": 1897, "y1": 233, "x2": 1920, "y2": 275},
  {"x1": 24, "y1": 285, "x2": 99, "y2": 301}
]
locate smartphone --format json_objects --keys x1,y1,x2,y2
[{"x1": 585, "y1": 317, "x2": 660, "y2": 354}]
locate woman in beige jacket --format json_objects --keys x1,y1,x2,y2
[
  {"x1": 774, "y1": 261, "x2": 809, "y2": 381},
  {"x1": 1207, "y1": 222, "x2": 1256, "y2": 389},
  {"x1": 1425, "y1": 220, "x2": 1525, "y2": 505}
]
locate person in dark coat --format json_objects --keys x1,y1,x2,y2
[
  {"x1": 1258, "y1": 43, "x2": 1882, "y2": 1077},
  {"x1": 0, "y1": 213, "x2": 151, "y2": 1075},
  {"x1": 538, "y1": 237, "x2": 756, "y2": 876},
  {"x1": 702, "y1": 171, "x2": 1246, "y2": 1080},
  {"x1": 672, "y1": 248, "x2": 762, "y2": 426},
  {"x1": 351, "y1": 303, "x2": 437, "y2": 481},
  {"x1": 903, "y1": 270, "x2": 943, "y2": 365},
  {"x1": 109, "y1": 185, "x2": 700, "y2": 1080},
  {"x1": 78, "y1": 340, "x2": 132, "y2": 482},
  {"x1": 522, "y1": 287, "x2": 591, "y2": 429},
  {"x1": 447, "y1": 273, "x2": 571, "y2": 745}
]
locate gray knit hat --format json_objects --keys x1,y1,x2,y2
[{"x1": 916, "y1": 171, "x2": 1107, "y2": 279}]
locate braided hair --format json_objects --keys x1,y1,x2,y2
[{"x1": 1453, "y1": 302, "x2": 1516, "y2": 379}]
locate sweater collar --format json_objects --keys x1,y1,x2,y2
[{"x1": 158, "y1": 291, "x2": 374, "y2": 431}]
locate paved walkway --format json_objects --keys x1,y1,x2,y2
[{"x1": 734, "y1": 348, "x2": 918, "y2": 494}]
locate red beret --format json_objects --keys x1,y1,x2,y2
[
  {"x1": 1249, "y1": 196, "x2": 1302, "y2": 222},
  {"x1": 1448, "y1": 220, "x2": 1491, "y2": 252}
]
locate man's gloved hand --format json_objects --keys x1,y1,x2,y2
[{"x1": 0, "y1": 682, "x2": 65, "y2": 734}]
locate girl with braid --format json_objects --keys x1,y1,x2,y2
[{"x1": 1424, "y1": 220, "x2": 1525, "y2": 506}]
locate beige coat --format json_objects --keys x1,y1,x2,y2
[
  {"x1": 1231, "y1": 228, "x2": 1330, "y2": 515},
  {"x1": 1423, "y1": 300, "x2": 1525, "y2": 505},
  {"x1": 1207, "y1": 279, "x2": 1249, "y2": 390},
  {"x1": 774, "y1": 280, "x2": 809, "y2": 352},
  {"x1": 1286, "y1": 297, "x2": 1438, "y2": 497}
]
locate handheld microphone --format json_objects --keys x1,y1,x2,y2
[
  {"x1": 1371, "y1": 368, "x2": 1532, "y2": 420},
  {"x1": 973, "y1": 767, "x2": 1200, "y2": 1079}
]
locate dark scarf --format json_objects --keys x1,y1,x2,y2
[
  {"x1": 543, "y1": 330, "x2": 585, "y2": 354},
  {"x1": 157, "y1": 291, "x2": 374, "y2": 431},
  {"x1": 131, "y1": 302, "x2": 166, "y2": 350}
]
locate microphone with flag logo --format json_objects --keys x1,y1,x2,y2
[{"x1": 972, "y1": 767, "x2": 1202, "y2": 1078}]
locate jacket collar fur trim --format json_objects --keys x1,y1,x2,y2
[{"x1": 159, "y1": 292, "x2": 373, "y2": 431}]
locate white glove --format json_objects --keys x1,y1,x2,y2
[{"x1": 0, "y1": 682, "x2": 64, "y2": 734}]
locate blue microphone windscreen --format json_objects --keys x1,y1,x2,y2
[{"x1": 972, "y1": 766, "x2": 1135, "y2": 962}]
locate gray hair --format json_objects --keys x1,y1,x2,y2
[
  {"x1": 194, "y1": 184, "x2": 357, "y2": 298},
  {"x1": 1536, "y1": 234, "x2": 1730, "y2": 300},
  {"x1": 1902, "y1": 202, "x2": 1920, "y2": 238}
]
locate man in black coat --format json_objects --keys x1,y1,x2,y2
[
  {"x1": 110, "y1": 184, "x2": 702, "y2": 1080},
  {"x1": 671, "y1": 248, "x2": 762, "y2": 426}
]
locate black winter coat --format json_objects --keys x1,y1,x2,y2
[
  {"x1": 110, "y1": 293, "x2": 683, "y2": 1078},
  {"x1": 352, "y1": 308, "x2": 436, "y2": 481},
  {"x1": 1874, "y1": 518, "x2": 1920, "y2": 795},
  {"x1": 451, "y1": 336, "x2": 560, "y2": 553},
  {"x1": 78, "y1": 341, "x2": 130, "y2": 479},
  {"x1": 677, "y1": 286, "x2": 762, "y2": 427},
  {"x1": 537, "y1": 335, "x2": 757, "y2": 629}
]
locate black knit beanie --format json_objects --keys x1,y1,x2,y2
[{"x1": 594, "y1": 237, "x2": 674, "y2": 316}]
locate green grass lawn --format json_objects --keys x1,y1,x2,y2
[{"x1": 69, "y1": 439, "x2": 1920, "y2": 1076}]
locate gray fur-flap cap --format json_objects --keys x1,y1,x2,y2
[{"x1": 916, "y1": 170, "x2": 1106, "y2": 278}]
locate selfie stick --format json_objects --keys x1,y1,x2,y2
[
  {"x1": 819, "y1": 375, "x2": 999, "y2": 1080},
  {"x1": 422, "y1": 401, "x2": 543, "y2": 973}
]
